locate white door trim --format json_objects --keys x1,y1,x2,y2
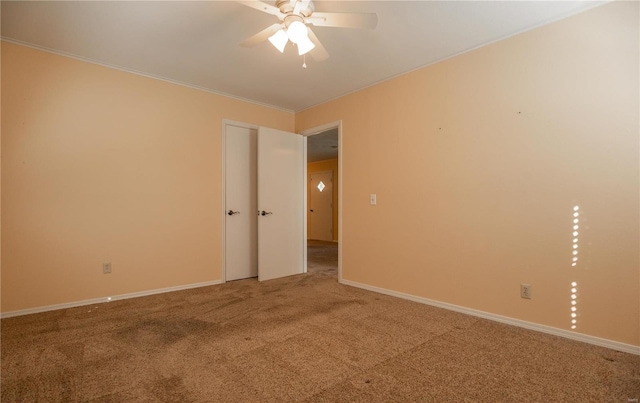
[
  {"x1": 300, "y1": 120, "x2": 342, "y2": 282},
  {"x1": 303, "y1": 138, "x2": 308, "y2": 273}
]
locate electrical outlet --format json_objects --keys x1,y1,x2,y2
[
  {"x1": 521, "y1": 284, "x2": 532, "y2": 299},
  {"x1": 103, "y1": 262, "x2": 112, "y2": 274}
]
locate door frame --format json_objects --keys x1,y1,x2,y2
[{"x1": 300, "y1": 120, "x2": 342, "y2": 281}]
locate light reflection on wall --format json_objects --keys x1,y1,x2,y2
[
  {"x1": 570, "y1": 281, "x2": 578, "y2": 330},
  {"x1": 570, "y1": 205, "x2": 579, "y2": 331},
  {"x1": 572, "y1": 206, "x2": 579, "y2": 267}
]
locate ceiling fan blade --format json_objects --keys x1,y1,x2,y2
[
  {"x1": 306, "y1": 27, "x2": 329, "y2": 62},
  {"x1": 240, "y1": 23, "x2": 284, "y2": 47},
  {"x1": 308, "y1": 12, "x2": 378, "y2": 30},
  {"x1": 237, "y1": 1, "x2": 284, "y2": 19}
]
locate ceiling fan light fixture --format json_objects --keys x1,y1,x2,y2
[
  {"x1": 268, "y1": 29, "x2": 288, "y2": 53},
  {"x1": 287, "y1": 20, "x2": 308, "y2": 44},
  {"x1": 296, "y1": 35, "x2": 315, "y2": 55}
]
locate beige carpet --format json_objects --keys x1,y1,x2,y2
[{"x1": 2, "y1": 242, "x2": 639, "y2": 402}]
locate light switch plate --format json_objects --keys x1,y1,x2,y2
[{"x1": 370, "y1": 194, "x2": 377, "y2": 205}]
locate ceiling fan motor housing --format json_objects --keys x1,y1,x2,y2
[
  {"x1": 284, "y1": 14, "x2": 304, "y2": 29},
  {"x1": 276, "y1": 0, "x2": 314, "y2": 18}
]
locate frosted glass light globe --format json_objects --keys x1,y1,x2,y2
[{"x1": 287, "y1": 21, "x2": 308, "y2": 44}]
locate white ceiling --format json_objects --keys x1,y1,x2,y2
[
  {"x1": 307, "y1": 128, "x2": 338, "y2": 162},
  {"x1": 1, "y1": 1, "x2": 605, "y2": 112}
]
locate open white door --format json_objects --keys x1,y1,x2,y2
[{"x1": 257, "y1": 127, "x2": 305, "y2": 281}]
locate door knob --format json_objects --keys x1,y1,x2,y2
[
  {"x1": 228, "y1": 210, "x2": 240, "y2": 216},
  {"x1": 260, "y1": 210, "x2": 273, "y2": 216}
]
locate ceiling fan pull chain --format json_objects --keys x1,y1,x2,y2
[{"x1": 302, "y1": 54, "x2": 307, "y2": 69}]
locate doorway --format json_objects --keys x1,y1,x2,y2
[{"x1": 303, "y1": 123, "x2": 341, "y2": 280}]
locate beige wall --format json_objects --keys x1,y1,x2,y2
[
  {"x1": 1, "y1": 42, "x2": 294, "y2": 312},
  {"x1": 307, "y1": 158, "x2": 339, "y2": 241},
  {"x1": 296, "y1": 2, "x2": 639, "y2": 346},
  {"x1": 2, "y1": 2, "x2": 638, "y2": 348}
]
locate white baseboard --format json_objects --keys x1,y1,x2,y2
[
  {"x1": 339, "y1": 278, "x2": 640, "y2": 356},
  {"x1": 0, "y1": 280, "x2": 223, "y2": 319}
]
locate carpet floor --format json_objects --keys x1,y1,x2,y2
[{"x1": 2, "y1": 241, "x2": 639, "y2": 402}]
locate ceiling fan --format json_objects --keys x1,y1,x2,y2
[{"x1": 238, "y1": 0, "x2": 378, "y2": 62}]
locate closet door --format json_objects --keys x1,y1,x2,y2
[
  {"x1": 224, "y1": 125, "x2": 258, "y2": 281},
  {"x1": 257, "y1": 127, "x2": 305, "y2": 281}
]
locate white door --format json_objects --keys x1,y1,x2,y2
[
  {"x1": 257, "y1": 127, "x2": 305, "y2": 281},
  {"x1": 224, "y1": 125, "x2": 258, "y2": 281},
  {"x1": 309, "y1": 171, "x2": 333, "y2": 241}
]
